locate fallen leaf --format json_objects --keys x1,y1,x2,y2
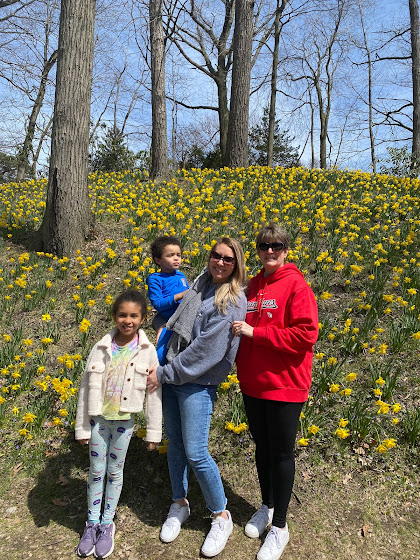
[
  {"x1": 13, "y1": 462, "x2": 23, "y2": 475},
  {"x1": 58, "y1": 474, "x2": 69, "y2": 486},
  {"x1": 52, "y1": 498, "x2": 68, "y2": 507},
  {"x1": 361, "y1": 524, "x2": 371, "y2": 537},
  {"x1": 302, "y1": 470, "x2": 312, "y2": 481},
  {"x1": 343, "y1": 473, "x2": 352, "y2": 485}
]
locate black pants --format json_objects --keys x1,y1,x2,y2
[{"x1": 243, "y1": 394, "x2": 303, "y2": 528}]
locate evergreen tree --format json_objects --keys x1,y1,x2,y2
[
  {"x1": 249, "y1": 108, "x2": 300, "y2": 167},
  {"x1": 91, "y1": 127, "x2": 139, "y2": 172},
  {"x1": 0, "y1": 152, "x2": 20, "y2": 182}
]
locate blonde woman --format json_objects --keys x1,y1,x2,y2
[{"x1": 147, "y1": 237, "x2": 247, "y2": 558}]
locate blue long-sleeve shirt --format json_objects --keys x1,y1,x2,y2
[{"x1": 146, "y1": 271, "x2": 189, "y2": 320}]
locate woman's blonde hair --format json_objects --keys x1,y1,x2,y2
[{"x1": 207, "y1": 237, "x2": 247, "y2": 315}]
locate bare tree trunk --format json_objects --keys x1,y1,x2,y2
[
  {"x1": 216, "y1": 74, "x2": 230, "y2": 162},
  {"x1": 318, "y1": 108, "x2": 328, "y2": 169},
  {"x1": 268, "y1": 1, "x2": 288, "y2": 167},
  {"x1": 309, "y1": 87, "x2": 315, "y2": 168},
  {"x1": 149, "y1": 0, "x2": 168, "y2": 178},
  {"x1": 41, "y1": 0, "x2": 95, "y2": 256},
  {"x1": 358, "y1": 0, "x2": 376, "y2": 172},
  {"x1": 226, "y1": 0, "x2": 254, "y2": 168},
  {"x1": 32, "y1": 115, "x2": 53, "y2": 177},
  {"x1": 16, "y1": 50, "x2": 58, "y2": 182},
  {"x1": 409, "y1": 0, "x2": 420, "y2": 171}
]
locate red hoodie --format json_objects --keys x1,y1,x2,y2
[{"x1": 236, "y1": 263, "x2": 318, "y2": 402}]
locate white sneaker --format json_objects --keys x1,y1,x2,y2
[
  {"x1": 160, "y1": 500, "x2": 190, "y2": 543},
  {"x1": 201, "y1": 510, "x2": 233, "y2": 558},
  {"x1": 245, "y1": 505, "x2": 274, "y2": 538},
  {"x1": 257, "y1": 525, "x2": 289, "y2": 560}
]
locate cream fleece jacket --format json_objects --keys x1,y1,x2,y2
[{"x1": 75, "y1": 327, "x2": 162, "y2": 442}]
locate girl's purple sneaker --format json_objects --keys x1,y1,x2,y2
[
  {"x1": 77, "y1": 521, "x2": 98, "y2": 557},
  {"x1": 94, "y1": 522, "x2": 115, "y2": 559}
]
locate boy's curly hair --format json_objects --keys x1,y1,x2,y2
[{"x1": 150, "y1": 235, "x2": 182, "y2": 261}]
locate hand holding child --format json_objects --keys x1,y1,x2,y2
[{"x1": 147, "y1": 365, "x2": 161, "y2": 393}]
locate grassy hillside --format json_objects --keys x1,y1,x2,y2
[{"x1": 0, "y1": 166, "x2": 419, "y2": 559}]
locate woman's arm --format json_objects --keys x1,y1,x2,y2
[{"x1": 253, "y1": 287, "x2": 319, "y2": 354}]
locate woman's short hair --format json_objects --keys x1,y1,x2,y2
[{"x1": 256, "y1": 223, "x2": 290, "y2": 249}]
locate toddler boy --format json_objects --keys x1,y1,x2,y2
[{"x1": 146, "y1": 236, "x2": 189, "y2": 365}]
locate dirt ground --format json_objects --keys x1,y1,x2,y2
[{"x1": 1, "y1": 435, "x2": 419, "y2": 560}]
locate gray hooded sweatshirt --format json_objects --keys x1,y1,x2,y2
[{"x1": 156, "y1": 281, "x2": 247, "y2": 386}]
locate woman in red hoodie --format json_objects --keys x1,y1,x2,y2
[{"x1": 232, "y1": 223, "x2": 318, "y2": 560}]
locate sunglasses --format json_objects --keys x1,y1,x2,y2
[
  {"x1": 257, "y1": 242, "x2": 286, "y2": 251},
  {"x1": 210, "y1": 250, "x2": 236, "y2": 265}
]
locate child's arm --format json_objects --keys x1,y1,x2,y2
[
  {"x1": 145, "y1": 441, "x2": 159, "y2": 451},
  {"x1": 173, "y1": 289, "x2": 188, "y2": 302},
  {"x1": 144, "y1": 356, "x2": 163, "y2": 444},
  {"x1": 147, "y1": 275, "x2": 180, "y2": 313},
  {"x1": 74, "y1": 346, "x2": 97, "y2": 442}
]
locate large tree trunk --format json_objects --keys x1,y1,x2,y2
[
  {"x1": 409, "y1": 0, "x2": 420, "y2": 171},
  {"x1": 16, "y1": 50, "x2": 58, "y2": 182},
  {"x1": 149, "y1": 0, "x2": 168, "y2": 179},
  {"x1": 226, "y1": 0, "x2": 254, "y2": 168},
  {"x1": 41, "y1": 0, "x2": 95, "y2": 256}
]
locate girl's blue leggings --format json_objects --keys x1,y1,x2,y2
[{"x1": 87, "y1": 415, "x2": 134, "y2": 523}]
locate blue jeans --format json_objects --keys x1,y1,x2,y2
[
  {"x1": 156, "y1": 326, "x2": 172, "y2": 365},
  {"x1": 162, "y1": 383, "x2": 227, "y2": 513}
]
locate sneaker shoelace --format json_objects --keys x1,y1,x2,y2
[
  {"x1": 97, "y1": 524, "x2": 112, "y2": 541},
  {"x1": 206, "y1": 516, "x2": 227, "y2": 543},
  {"x1": 83, "y1": 523, "x2": 97, "y2": 542},
  {"x1": 264, "y1": 528, "x2": 285, "y2": 552},
  {"x1": 165, "y1": 504, "x2": 185, "y2": 527}
]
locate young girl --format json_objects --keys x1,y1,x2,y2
[{"x1": 75, "y1": 290, "x2": 162, "y2": 559}]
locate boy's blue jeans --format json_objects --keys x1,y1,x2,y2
[
  {"x1": 156, "y1": 326, "x2": 172, "y2": 365},
  {"x1": 162, "y1": 383, "x2": 227, "y2": 513}
]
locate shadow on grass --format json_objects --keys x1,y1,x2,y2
[
  {"x1": 27, "y1": 433, "x2": 255, "y2": 538},
  {"x1": 0, "y1": 226, "x2": 43, "y2": 252}
]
